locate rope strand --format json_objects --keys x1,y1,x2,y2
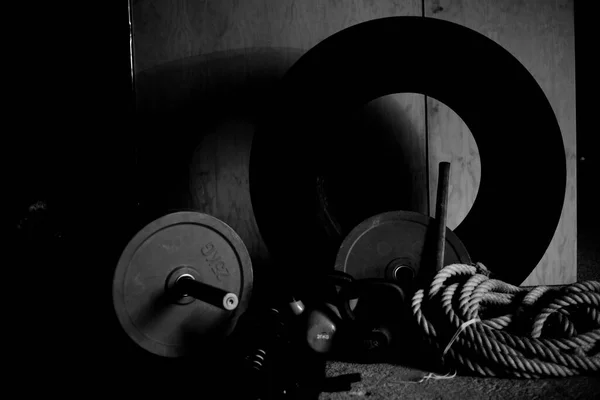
[{"x1": 411, "y1": 263, "x2": 600, "y2": 378}]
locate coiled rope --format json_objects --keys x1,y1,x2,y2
[{"x1": 411, "y1": 263, "x2": 600, "y2": 378}]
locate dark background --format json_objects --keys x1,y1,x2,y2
[
  {"x1": 574, "y1": 0, "x2": 599, "y2": 235},
  {"x1": 8, "y1": 0, "x2": 597, "y2": 391}
]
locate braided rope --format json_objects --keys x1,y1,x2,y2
[{"x1": 411, "y1": 263, "x2": 600, "y2": 378}]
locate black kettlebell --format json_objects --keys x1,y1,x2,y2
[{"x1": 300, "y1": 271, "x2": 406, "y2": 361}]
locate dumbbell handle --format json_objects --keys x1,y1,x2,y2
[{"x1": 173, "y1": 275, "x2": 238, "y2": 311}]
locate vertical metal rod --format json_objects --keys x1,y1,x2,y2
[{"x1": 434, "y1": 162, "x2": 451, "y2": 272}]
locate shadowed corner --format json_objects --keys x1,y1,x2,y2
[
  {"x1": 110, "y1": 47, "x2": 314, "y2": 388},
  {"x1": 173, "y1": 310, "x2": 253, "y2": 398},
  {"x1": 131, "y1": 49, "x2": 305, "y2": 303},
  {"x1": 255, "y1": 92, "x2": 426, "y2": 280},
  {"x1": 178, "y1": 313, "x2": 230, "y2": 357},
  {"x1": 127, "y1": 46, "x2": 306, "y2": 301},
  {"x1": 131, "y1": 47, "x2": 305, "y2": 218},
  {"x1": 110, "y1": 302, "x2": 241, "y2": 394}
]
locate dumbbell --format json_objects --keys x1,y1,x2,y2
[{"x1": 292, "y1": 271, "x2": 406, "y2": 360}]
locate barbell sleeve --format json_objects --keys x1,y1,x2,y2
[{"x1": 173, "y1": 274, "x2": 239, "y2": 311}]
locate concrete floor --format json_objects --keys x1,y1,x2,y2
[{"x1": 321, "y1": 362, "x2": 600, "y2": 400}]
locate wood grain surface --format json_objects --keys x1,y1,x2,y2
[
  {"x1": 365, "y1": 94, "x2": 429, "y2": 215},
  {"x1": 425, "y1": 0, "x2": 576, "y2": 285},
  {"x1": 132, "y1": 0, "x2": 576, "y2": 285},
  {"x1": 132, "y1": 0, "x2": 424, "y2": 271},
  {"x1": 135, "y1": 48, "x2": 302, "y2": 270},
  {"x1": 427, "y1": 97, "x2": 480, "y2": 230},
  {"x1": 132, "y1": 0, "x2": 422, "y2": 73},
  {"x1": 190, "y1": 121, "x2": 271, "y2": 265}
]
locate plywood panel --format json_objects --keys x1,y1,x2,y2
[
  {"x1": 190, "y1": 121, "x2": 270, "y2": 264},
  {"x1": 425, "y1": 0, "x2": 576, "y2": 285},
  {"x1": 427, "y1": 98, "x2": 480, "y2": 229},
  {"x1": 132, "y1": 0, "x2": 422, "y2": 73},
  {"x1": 366, "y1": 94, "x2": 429, "y2": 215},
  {"x1": 135, "y1": 48, "x2": 300, "y2": 270},
  {"x1": 132, "y1": 0, "x2": 424, "y2": 269}
]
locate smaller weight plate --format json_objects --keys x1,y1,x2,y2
[
  {"x1": 112, "y1": 212, "x2": 253, "y2": 357},
  {"x1": 334, "y1": 211, "x2": 471, "y2": 282}
]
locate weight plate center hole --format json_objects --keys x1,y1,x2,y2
[
  {"x1": 165, "y1": 268, "x2": 197, "y2": 305},
  {"x1": 393, "y1": 265, "x2": 415, "y2": 283},
  {"x1": 175, "y1": 273, "x2": 195, "y2": 297},
  {"x1": 385, "y1": 258, "x2": 416, "y2": 284}
]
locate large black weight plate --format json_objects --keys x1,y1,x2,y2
[
  {"x1": 250, "y1": 17, "x2": 566, "y2": 285},
  {"x1": 334, "y1": 211, "x2": 471, "y2": 281},
  {"x1": 112, "y1": 212, "x2": 253, "y2": 357}
]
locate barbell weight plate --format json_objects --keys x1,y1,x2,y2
[
  {"x1": 334, "y1": 211, "x2": 471, "y2": 283},
  {"x1": 112, "y1": 211, "x2": 253, "y2": 358}
]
